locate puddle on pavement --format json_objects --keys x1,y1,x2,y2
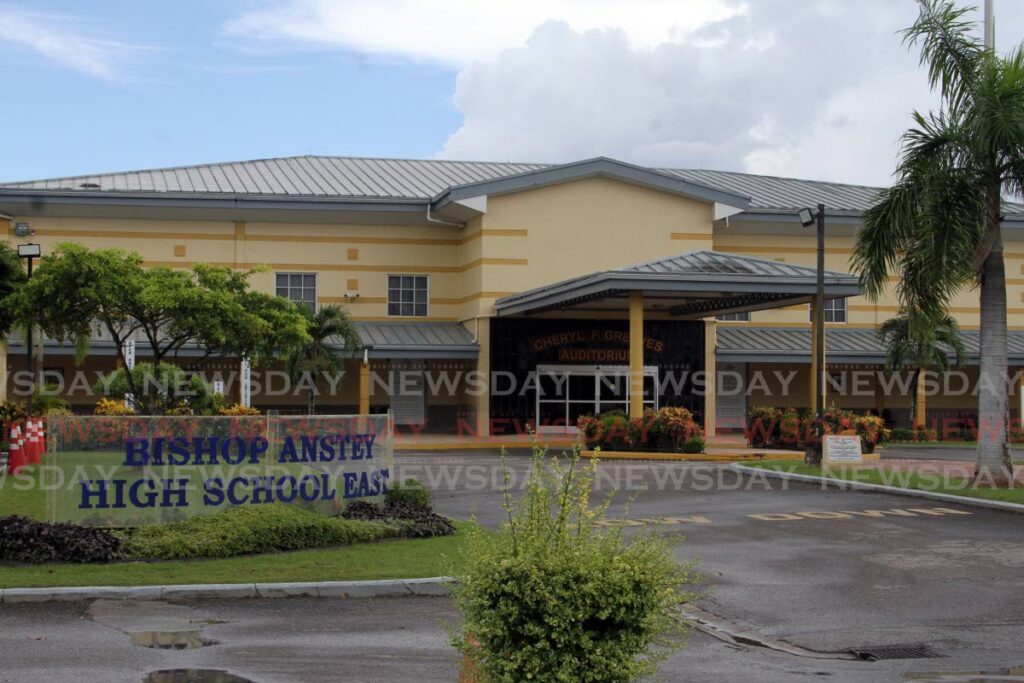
[
  {"x1": 905, "y1": 665, "x2": 1024, "y2": 682},
  {"x1": 130, "y1": 631, "x2": 216, "y2": 649},
  {"x1": 143, "y1": 670, "x2": 254, "y2": 683}
]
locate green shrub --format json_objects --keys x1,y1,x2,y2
[
  {"x1": 679, "y1": 436, "x2": 705, "y2": 454},
  {"x1": 747, "y1": 406, "x2": 783, "y2": 447},
  {"x1": 578, "y1": 408, "x2": 702, "y2": 453},
  {"x1": 384, "y1": 478, "x2": 432, "y2": 510},
  {"x1": 890, "y1": 427, "x2": 914, "y2": 442},
  {"x1": 122, "y1": 504, "x2": 401, "y2": 559},
  {"x1": 453, "y1": 444, "x2": 695, "y2": 682}
]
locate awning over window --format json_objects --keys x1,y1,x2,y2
[
  {"x1": 716, "y1": 326, "x2": 1024, "y2": 365},
  {"x1": 354, "y1": 321, "x2": 478, "y2": 359}
]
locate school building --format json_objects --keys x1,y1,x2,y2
[{"x1": 1, "y1": 155, "x2": 1023, "y2": 436}]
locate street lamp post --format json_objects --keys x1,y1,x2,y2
[
  {"x1": 17, "y1": 243, "x2": 41, "y2": 416},
  {"x1": 798, "y1": 205, "x2": 826, "y2": 465}
]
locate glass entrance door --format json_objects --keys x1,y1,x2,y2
[{"x1": 535, "y1": 365, "x2": 658, "y2": 434}]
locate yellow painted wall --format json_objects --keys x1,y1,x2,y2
[
  {"x1": 463, "y1": 176, "x2": 714, "y2": 319},
  {"x1": 11, "y1": 178, "x2": 1024, "y2": 370}
]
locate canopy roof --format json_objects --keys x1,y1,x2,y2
[
  {"x1": 717, "y1": 326, "x2": 1024, "y2": 365},
  {"x1": 494, "y1": 250, "x2": 861, "y2": 318}
]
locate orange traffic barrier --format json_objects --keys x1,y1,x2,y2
[
  {"x1": 24, "y1": 420, "x2": 35, "y2": 463},
  {"x1": 6, "y1": 423, "x2": 24, "y2": 474},
  {"x1": 30, "y1": 419, "x2": 42, "y2": 463}
]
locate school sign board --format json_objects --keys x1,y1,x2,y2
[
  {"x1": 43, "y1": 414, "x2": 394, "y2": 527},
  {"x1": 823, "y1": 434, "x2": 863, "y2": 465}
]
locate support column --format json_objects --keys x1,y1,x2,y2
[
  {"x1": 704, "y1": 320, "x2": 717, "y2": 438},
  {"x1": 809, "y1": 303, "x2": 819, "y2": 413},
  {"x1": 1018, "y1": 370, "x2": 1023, "y2": 427},
  {"x1": 914, "y1": 370, "x2": 927, "y2": 428},
  {"x1": 474, "y1": 317, "x2": 491, "y2": 437},
  {"x1": 873, "y1": 365, "x2": 885, "y2": 416},
  {"x1": 0, "y1": 340, "x2": 7, "y2": 402},
  {"x1": 359, "y1": 358, "x2": 370, "y2": 415},
  {"x1": 629, "y1": 292, "x2": 644, "y2": 419}
]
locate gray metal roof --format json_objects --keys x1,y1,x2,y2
[
  {"x1": 7, "y1": 154, "x2": 1021, "y2": 220},
  {"x1": 354, "y1": 321, "x2": 478, "y2": 359},
  {"x1": 717, "y1": 326, "x2": 1024, "y2": 364},
  {"x1": 623, "y1": 250, "x2": 853, "y2": 280},
  {"x1": 0, "y1": 156, "x2": 547, "y2": 201},
  {"x1": 495, "y1": 250, "x2": 861, "y2": 318}
]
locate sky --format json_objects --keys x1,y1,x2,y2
[{"x1": 1, "y1": 0, "x2": 1022, "y2": 187}]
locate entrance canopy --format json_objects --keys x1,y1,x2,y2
[{"x1": 494, "y1": 250, "x2": 861, "y2": 318}]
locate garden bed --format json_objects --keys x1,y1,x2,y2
[{"x1": 576, "y1": 407, "x2": 706, "y2": 455}]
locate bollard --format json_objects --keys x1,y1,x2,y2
[
  {"x1": 27, "y1": 419, "x2": 40, "y2": 463},
  {"x1": 6, "y1": 423, "x2": 24, "y2": 474}
]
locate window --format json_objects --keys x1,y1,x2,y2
[
  {"x1": 717, "y1": 312, "x2": 750, "y2": 322},
  {"x1": 276, "y1": 272, "x2": 317, "y2": 311},
  {"x1": 388, "y1": 275, "x2": 428, "y2": 317},
  {"x1": 809, "y1": 297, "x2": 847, "y2": 323}
]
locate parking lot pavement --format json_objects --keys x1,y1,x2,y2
[
  {"x1": 400, "y1": 451, "x2": 1024, "y2": 665},
  {"x1": 2, "y1": 451, "x2": 1022, "y2": 682},
  {"x1": 3, "y1": 596, "x2": 1022, "y2": 683}
]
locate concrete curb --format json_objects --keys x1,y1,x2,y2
[
  {"x1": 0, "y1": 576, "x2": 455, "y2": 604},
  {"x1": 732, "y1": 463, "x2": 1024, "y2": 515}
]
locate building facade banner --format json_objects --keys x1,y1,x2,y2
[{"x1": 44, "y1": 413, "x2": 393, "y2": 527}]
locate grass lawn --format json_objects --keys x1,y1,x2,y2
[
  {"x1": 1, "y1": 464, "x2": 476, "y2": 590},
  {"x1": 886, "y1": 441, "x2": 1024, "y2": 449},
  {"x1": 0, "y1": 465, "x2": 45, "y2": 519},
  {"x1": 0, "y1": 520, "x2": 474, "y2": 589},
  {"x1": 745, "y1": 459, "x2": 1024, "y2": 505}
]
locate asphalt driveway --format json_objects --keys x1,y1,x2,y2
[{"x1": 2, "y1": 451, "x2": 1023, "y2": 682}]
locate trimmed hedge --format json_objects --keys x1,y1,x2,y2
[
  {"x1": 0, "y1": 515, "x2": 121, "y2": 564},
  {"x1": 385, "y1": 479, "x2": 432, "y2": 510},
  {"x1": 121, "y1": 504, "x2": 402, "y2": 560}
]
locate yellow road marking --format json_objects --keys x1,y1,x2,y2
[{"x1": 597, "y1": 506, "x2": 972, "y2": 526}]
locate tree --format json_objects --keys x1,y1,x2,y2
[
  {"x1": 97, "y1": 362, "x2": 213, "y2": 416},
  {"x1": 0, "y1": 243, "x2": 25, "y2": 338},
  {"x1": 14, "y1": 244, "x2": 148, "y2": 399},
  {"x1": 851, "y1": 0, "x2": 1024, "y2": 485},
  {"x1": 286, "y1": 304, "x2": 361, "y2": 414},
  {"x1": 878, "y1": 309, "x2": 967, "y2": 428},
  {"x1": 14, "y1": 243, "x2": 311, "y2": 411}
]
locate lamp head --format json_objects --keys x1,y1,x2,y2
[{"x1": 798, "y1": 207, "x2": 815, "y2": 227}]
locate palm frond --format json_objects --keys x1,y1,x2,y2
[{"x1": 902, "y1": 0, "x2": 983, "y2": 112}]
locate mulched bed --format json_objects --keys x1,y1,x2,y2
[{"x1": 341, "y1": 500, "x2": 456, "y2": 538}]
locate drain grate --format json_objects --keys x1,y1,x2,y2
[{"x1": 850, "y1": 645, "x2": 945, "y2": 661}]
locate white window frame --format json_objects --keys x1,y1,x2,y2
[
  {"x1": 387, "y1": 274, "x2": 429, "y2": 317},
  {"x1": 809, "y1": 297, "x2": 847, "y2": 324},
  {"x1": 276, "y1": 272, "x2": 318, "y2": 312},
  {"x1": 717, "y1": 311, "x2": 751, "y2": 322}
]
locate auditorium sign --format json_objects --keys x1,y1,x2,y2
[{"x1": 529, "y1": 328, "x2": 665, "y2": 363}]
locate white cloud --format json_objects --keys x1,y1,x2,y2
[
  {"x1": 225, "y1": 0, "x2": 1024, "y2": 186},
  {"x1": 0, "y1": 6, "x2": 139, "y2": 80},
  {"x1": 440, "y1": 1, "x2": 946, "y2": 185},
  {"x1": 225, "y1": 0, "x2": 734, "y2": 66}
]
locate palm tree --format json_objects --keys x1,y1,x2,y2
[
  {"x1": 286, "y1": 304, "x2": 361, "y2": 414},
  {"x1": 878, "y1": 309, "x2": 967, "y2": 428},
  {"x1": 852, "y1": 0, "x2": 1024, "y2": 485}
]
